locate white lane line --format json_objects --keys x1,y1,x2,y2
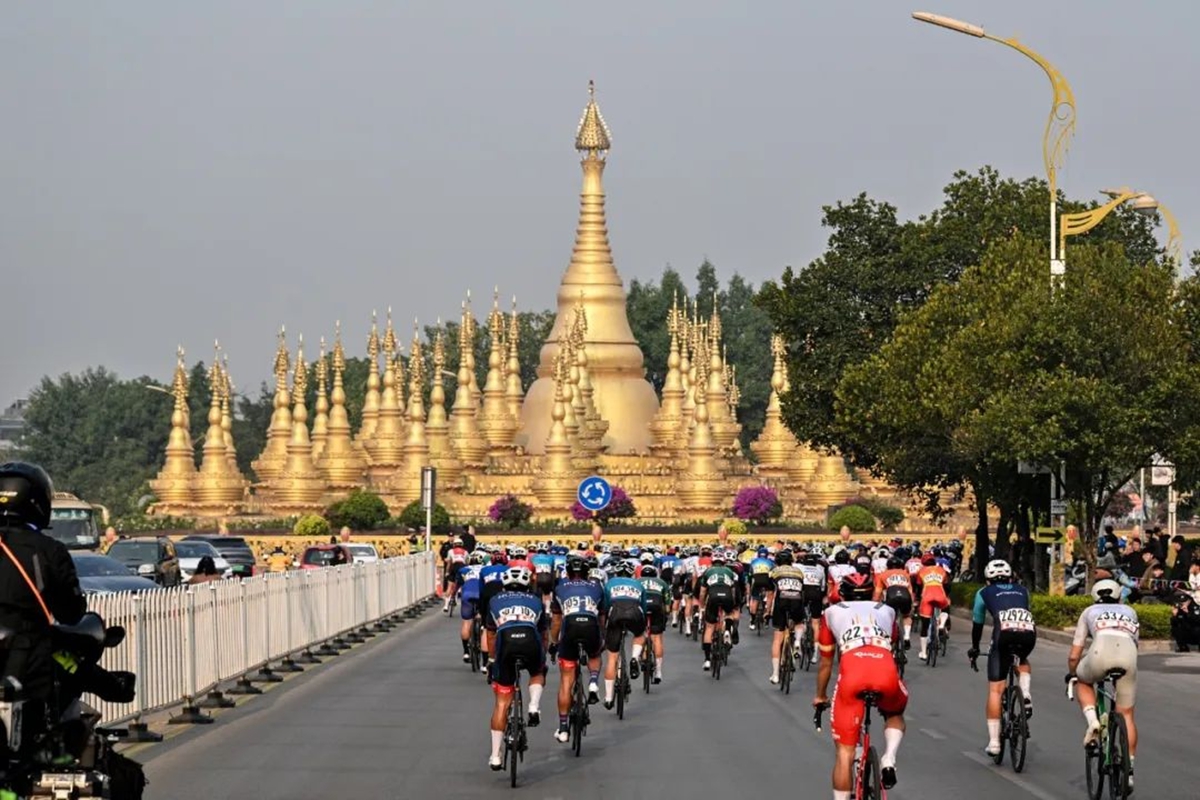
[
  {"x1": 961, "y1": 751, "x2": 1064, "y2": 800},
  {"x1": 920, "y1": 728, "x2": 946, "y2": 740}
]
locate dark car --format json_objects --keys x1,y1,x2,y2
[
  {"x1": 299, "y1": 544, "x2": 354, "y2": 570},
  {"x1": 181, "y1": 535, "x2": 257, "y2": 577},
  {"x1": 71, "y1": 553, "x2": 160, "y2": 595},
  {"x1": 105, "y1": 536, "x2": 182, "y2": 587}
]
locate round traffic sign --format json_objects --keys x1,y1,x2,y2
[{"x1": 576, "y1": 476, "x2": 612, "y2": 512}]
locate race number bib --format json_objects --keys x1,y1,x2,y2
[
  {"x1": 775, "y1": 577, "x2": 803, "y2": 594},
  {"x1": 495, "y1": 605, "x2": 539, "y2": 626},
  {"x1": 997, "y1": 607, "x2": 1035, "y2": 632},
  {"x1": 839, "y1": 620, "x2": 889, "y2": 652},
  {"x1": 609, "y1": 584, "x2": 641, "y2": 602},
  {"x1": 561, "y1": 595, "x2": 598, "y2": 616},
  {"x1": 1093, "y1": 610, "x2": 1139, "y2": 638}
]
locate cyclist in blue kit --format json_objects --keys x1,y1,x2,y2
[
  {"x1": 549, "y1": 556, "x2": 605, "y2": 743},
  {"x1": 747, "y1": 547, "x2": 775, "y2": 632},
  {"x1": 457, "y1": 551, "x2": 487, "y2": 664},
  {"x1": 531, "y1": 545, "x2": 557, "y2": 605},
  {"x1": 478, "y1": 552, "x2": 508, "y2": 674},
  {"x1": 967, "y1": 559, "x2": 1036, "y2": 757},
  {"x1": 601, "y1": 561, "x2": 647, "y2": 709},
  {"x1": 486, "y1": 566, "x2": 548, "y2": 771}
]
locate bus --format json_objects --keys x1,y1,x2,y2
[{"x1": 48, "y1": 492, "x2": 107, "y2": 550}]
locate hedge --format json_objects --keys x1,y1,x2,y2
[{"x1": 949, "y1": 582, "x2": 1172, "y2": 639}]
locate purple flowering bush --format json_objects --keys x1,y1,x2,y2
[
  {"x1": 732, "y1": 485, "x2": 783, "y2": 525},
  {"x1": 571, "y1": 486, "x2": 637, "y2": 526},
  {"x1": 488, "y1": 494, "x2": 533, "y2": 529}
]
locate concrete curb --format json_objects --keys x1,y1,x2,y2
[{"x1": 949, "y1": 607, "x2": 1178, "y2": 653}]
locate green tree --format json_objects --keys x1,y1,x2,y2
[
  {"x1": 694, "y1": 259, "x2": 720, "y2": 319},
  {"x1": 719, "y1": 273, "x2": 773, "y2": 444},
  {"x1": 627, "y1": 265, "x2": 688, "y2": 389}
]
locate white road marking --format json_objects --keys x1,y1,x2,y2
[
  {"x1": 919, "y1": 728, "x2": 946, "y2": 740},
  {"x1": 961, "y1": 750, "x2": 1064, "y2": 800}
]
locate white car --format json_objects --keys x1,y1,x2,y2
[
  {"x1": 346, "y1": 543, "x2": 379, "y2": 564},
  {"x1": 174, "y1": 540, "x2": 232, "y2": 580}
]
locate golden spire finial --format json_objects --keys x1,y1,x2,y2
[
  {"x1": 368, "y1": 311, "x2": 380, "y2": 360},
  {"x1": 383, "y1": 307, "x2": 397, "y2": 357},
  {"x1": 316, "y1": 336, "x2": 328, "y2": 391},
  {"x1": 273, "y1": 326, "x2": 290, "y2": 393},
  {"x1": 293, "y1": 336, "x2": 308, "y2": 398},
  {"x1": 333, "y1": 321, "x2": 346, "y2": 373},
  {"x1": 575, "y1": 80, "x2": 612, "y2": 155}
]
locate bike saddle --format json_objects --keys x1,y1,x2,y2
[
  {"x1": 858, "y1": 690, "x2": 882, "y2": 703},
  {"x1": 1105, "y1": 668, "x2": 1127, "y2": 680}
]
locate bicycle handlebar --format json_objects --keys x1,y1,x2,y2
[
  {"x1": 1066, "y1": 675, "x2": 1078, "y2": 702},
  {"x1": 813, "y1": 701, "x2": 830, "y2": 731}
]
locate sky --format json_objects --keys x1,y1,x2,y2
[{"x1": 2, "y1": 1, "x2": 1196, "y2": 405}]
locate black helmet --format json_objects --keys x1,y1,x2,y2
[
  {"x1": 0, "y1": 462, "x2": 54, "y2": 530},
  {"x1": 886, "y1": 555, "x2": 904, "y2": 570},
  {"x1": 775, "y1": 549, "x2": 794, "y2": 566},
  {"x1": 566, "y1": 555, "x2": 587, "y2": 579}
]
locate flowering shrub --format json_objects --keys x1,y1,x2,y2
[
  {"x1": 731, "y1": 485, "x2": 783, "y2": 525},
  {"x1": 489, "y1": 494, "x2": 534, "y2": 529},
  {"x1": 721, "y1": 518, "x2": 748, "y2": 539},
  {"x1": 571, "y1": 486, "x2": 637, "y2": 526}
]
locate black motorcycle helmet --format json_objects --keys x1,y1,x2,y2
[{"x1": 0, "y1": 461, "x2": 54, "y2": 530}]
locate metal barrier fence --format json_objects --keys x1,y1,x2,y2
[{"x1": 83, "y1": 552, "x2": 434, "y2": 730}]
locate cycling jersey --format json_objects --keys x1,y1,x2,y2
[
  {"x1": 904, "y1": 558, "x2": 922, "y2": 577},
  {"x1": 639, "y1": 575, "x2": 670, "y2": 604},
  {"x1": 1073, "y1": 604, "x2": 1140, "y2": 646},
  {"x1": 819, "y1": 601, "x2": 907, "y2": 747},
  {"x1": 658, "y1": 555, "x2": 681, "y2": 579},
  {"x1": 604, "y1": 577, "x2": 647, "y2": 613},
  {"x1": 916, "y1": 564, "x2": 950, "y2": 617},
  {"x1": 749, "y1": 557, "x2": 775, "y2": 577},
  {"x1": 489, "y1": 591, "x2": 546, "y2": 635},
  {"x1": 871, "y1": 557, "x2": 889, "y2": 576},
  {"x1": 699, "y1": 565, "x2": 738, "y2": 592},
  {"x1": 457, "y1": 564, "x2": 484, "y2": 601},
  {"x1": 769, "y1": 565, "x2": 807, "y2": 600},
  {"x1": 972, "y1": 583, "x2": 1034, "y2": 638},
  {"x1": 531, "y1": 553, "x2": 555, "y2": 576},
  {"x1": 552, "y1": 579, "x2": 604, "y2": 618}
]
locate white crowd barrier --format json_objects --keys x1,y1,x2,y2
[{"x1": 83, "y1": 552, "x2": 434, "y2": 728}]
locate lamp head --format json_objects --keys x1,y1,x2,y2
[
  {"x1": 912, "y1": 11, "x2": 985, "y2": 37},
  {"x1": 1131, "y1": 194, "x2": 1159, "y2": 216}
]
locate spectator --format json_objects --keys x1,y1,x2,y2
[
  {"x1": 1168, "y1": 535, "x2": 1192, "y2": 583},
  {"x1": 1135, "y1": 550, "x2": 1161, "y2": 586},
  {"x1": 188, "y1": 556, "x2": 222, "y2": 585},
  {"x1": 462, "y1": 524, "x2": 477, "y2": 554},
  {"x1": 1190, "y1": 555, "x2": 1200, "y2": 601},
  {"x1": 1142, "y1": 563, "x2": 1174, "y2": 602},
  {"x1": 1099, "y1": 525, "x2": 1119, "y2": 557},
  {"x1": 1170, "y1": 591, "x2": 1200, "y2": 653},
  {"x1": 330, "y1": 546, "x2": 349, "y2": 567},
  {"x1": 266, "y1": 545, "x2": 290, "y2": 573},
  {"x1": 1150, "y1": 526, "x2": 1169, "y2": 562},
  {"x1": 1124, "y1": 538, "x2": 1148, "y2": 578}
]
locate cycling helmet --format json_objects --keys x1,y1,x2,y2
[
  {"x1": 839, "y1": 572, "x2": 875, "y2": 602},
  {"x1": 877, "y1": 547, "x2": 891, "y2": 559},
  {"x1": 773, "y1": 549, "x2": 793, "y2": 566},
  {"x1": 810, "y1": 543, "x2": 826, "y2": 558},
  {"x1": 834, "y1": 548, "x2": 850, "y2": 565},
  {"x1": 492, "y1": 551, "x2": 509, "y2": 566},
  {"x1": 468, "y1": 551, "x2": 487, "y2": 566},
  {"x1": 628, "y1": 546, "x2": 641, "y2": 558},
  {"x1": 584, "y1": 555, "x2": 600, "y2": 570},
  {"x1": 948, "y1": 540, "x2": 963, "y2": 551},
  {"x1": 921, "y1": 553, "x2": 936, "y2": 566},
  {"x1": 757, "y1": 546, "x2": 769, "y2": 558},
  {"x1": 640, "y1": 552, "x2": 655, "y2": 565},
  {"x1": 802, "y1": 551, "x2": 821, "y2": 566},
  {"x1": 1091, "y1": 579, "x2": 1122, "y2": 604},
  {"x1": 452, "y1": 537, "x2": 463, "y2": 546},
  {"x1": 641, "y1": 565, "x2": 659, "y2": 579},
  {"x1": 576, "y1": 541, "x2": 589, "y2": 551},
  {"x1": 509, "y1": 546, "x2": 527, "y2": 560},
  {"x1": 886, "y1": 555, "x2": 904, "y2": 570},
  {"x1": 710, "y1": 551, "x2": 726, "y2": 566},
  {"x1": 700, "y1": 545, "x2": 713, "y2": 556},
  {"x1": 611, "y1": 561, "x2": 635, "y2": 578},
  {"x1": 0, "y1": 462, "x2": 54, "y2": 530},
  {"x1": 565, "y1": 555, "x2": 587, "y2": 579},
  {"x1": 501, "y1": 566, "x2": 533, "y2": 591},
  {"x1": 984, "y1": 559, "x2": 1013, "y2": 582}
]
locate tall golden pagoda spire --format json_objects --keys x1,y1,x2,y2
[
  {"x1": 559, "y1": 332, "x2": 581, "y2": 443},
  {"x1": 504, "y1": 299, "x2": 524, "y2": 423},
  {"x1": 426, "y1": 322, "x2": 463, "y2": 487},
  {"x1": 392, "y1": 324, "x2": 430, "y2": 505},
  {"x1": 318, "y1": 321, "x2": 367, "y2": 490},
  {"x1": 194, "y1": 341, "x2": 246, "y2": 513},
  {"x1": 706, "y1": 307, "x2": 741, "y2": 452},
  {"x1": 270, "y1": 336, "x2": 325, "y2": 513},
  {"x1": 311, "y1": 337, "x2": 330, "y2": 461},
  {"x1": 463, "y1": 293, "x2": 481, "y2": 408},
  {"x1": 571, "y1": 297, "x2": 608, "y2": 452},
  {"x1": 150, "y1": 346, "x2": 197, "y2": 512},
  {"x1": 251, "y1": 327, "x2": 293, "y2": 481},
  {"x1": 449, "y1": 301, "x2": 488, "y2": 467},
  {"x1": 518, "y1": 82, "x2": 659, "y2": 453},
  {"x1": 533, "y1": 340, "x2": 581, "y2": 512},
  {"x1": 750, "y1": 333, "x2": 800, "y2": 480},
  {"x1": 805, "y1": 450, "x2": 861, "y2": 511},
  {"x1": 219, "y1": 352, "x2": 241, "y2": 475},
  {"x1": 676, "y1": 330, "x2": 727, "y2": 518},
  {"x1": 366, "y1": 309, "x2": 405, "y2": 483},
  {"x1": 650, "y1": 294, "x2": 686, "y2": 457},
  {"x1": 476, "y1": 291, "x2": 519, "y2": 454},
  {"x1": 358, "y1": 311, "x2": 382, "y2": 447}
]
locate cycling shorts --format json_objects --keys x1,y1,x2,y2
[
  {"x1": 829, "y1": 646, "x2": 908, "y2": 747},
  {"x1": 645, "y1": 596, "x2": 668, "y2": 635},
  {"x1": 771, "y1": 597, "x2": 807, "y2": 631},
  {"x1": 493, "y1": 627, "x2": 546, "y2": 693},
  {"x1": 987, "y1": 629, "x2": 1036, "y2": 683},
  {"x1": 750, "y1": 575, "x2": 773, "y2": 597},
  {"x1": 1076, "y1": 634, "x2": 1138, "y2": 708},
  {"x1": 460, "y1": 597, "x2": 479, "y2": 621},
  {"x1": 558, "y1": 614, "x2": 602, "y2": 667},
  {"x1": 480, "y1": 582, "x2": 504, "y2": 631},
  {"x1": 918, "y1": 589, "x2": 949, "y2": 619},
  {"x1": 604, "y1": 602, "x2": 646, "y2": 652},
  {"x1": 535, "y1": 572, "x2": 556, "y2": 596},
  {"x1": 883, "y1": 587, "x2": 913, "y2": 617},
  {"x1": 802, "y1": 587, "x2": 826, "y2": 620},
  {"x1": 704, "y1": 588, "x2": 736, "y2": 625}
]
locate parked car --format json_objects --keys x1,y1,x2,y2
[
  {"x1": 174, "y1": 540, "x2": 232, "y2": 581},
  {"x1": 180, "y1": 535, "x2": 257, "y2": 577},
  {"x1": 105, "y1": 536, "x2": 181, "y2": 587},
  {"x1": 298, "y1": 544, "x2": 354, "y2": 570},
  {"x1": 346, "y1": 543, "x2": 379, "y2": 564},
  {"x1": 71, "y1": 553, "x2": 160, "y2": 595}
]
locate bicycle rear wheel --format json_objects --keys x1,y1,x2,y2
[
  {"x1": 859, "y1": 745, "x2": 882, "y2": 800},
  {"x1": 1009, "y1": 688, "x2": 1029, "y2": 773},
  {"x1": 781, "y1": 648, "x2": 793, "y2": 694},
  {"x1": 571, "y1": 672, "x2": 585, "y2": 757},
  {"x1": 1085, "y1": 731, "x2": 1105, "y2": 800},
  {"x1": 927, "y1": 616, "x2": 939, "y2": 668},
  {"x1": 992, "y1": 688, "x2": 1008, "y2": 765},
  {"x1": 1107, "y1": 711, "x2": 1131, "y2": 800},
  {"x1": 643, "y1": 652, "x2": 653, "y2": 694}
]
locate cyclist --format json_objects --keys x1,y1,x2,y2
[
  {"x1": 658, "y1": 548, "x2": 683, "y2": 627},
  {"x1": 747, "y1": 547, "x2": 775, "y2": 632},
  {"x1": 531, "y1": 545, "x2": 556, "y2": 606},
  {"x1": 767, "y1": 548, "x2": 807, "y2": 684},
  {"x1": 966, "y1": 559, "x2": 1036, "y2": 757},
  {"x1": 442, "y1": 536, "x2": 468, "y2": 612},
  {"x1": 637, "y1": 563, "x2": 670, "y2": 684},
  {"x1": 1067, "y1": 578, "x2": 1139, "y2": 792},
  {"x1": 601, "y1": 561, "x2": 647, "y2": 709},
  {"x1": 871, "y1": 546, "x2": 891, "y2": 577},
  {"x1": 814, "y1": 572, "x2": 907, "y2": 797},
  {"x1": 457, "y1": 551, "x2": 488, "y2": 664},
  {"x1": 915, "y1": 553, "x2": 951, "y2": 662},
  {"x1": 486, "y1": 566, "x2": 548, "y2": 770},
  {"x1": 549, "y1": 555, "x2": 605, "y2": 743},
  {"x1": 508, "y1": 545, "x2": 533, "y2": 572},
  {"x1": 684, "y1": 545, "x2": 711, "y2": 638},
  {"x1": 874, "y1": 554, "x2": 915, "y2": 649},
  {"x1": 478, "y1": 551, "x2": 508, "y2": 675},
  {"x1": 697, "y1": 550, "x2": 739, "y2": 671},
  {"x1": 828, "y1": 547, "x2": 856, "y2": 597}
]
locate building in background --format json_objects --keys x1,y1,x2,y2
[{"x1": 0, "y1": 399, "x2": 28, "y2": 456}]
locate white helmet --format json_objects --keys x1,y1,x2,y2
[
  {"x1": 877, "y1": 547, "x2": 891, "y2": 558},
  {"x1": 502, "y1": 566, "x2": 533, "y2": 590},
  {"x1": 984, "y1": 559, "x2": 1012, "y2": 582},
  {"x1": 1091, "y1": 579, "x2": 1122, "y2": 604}
]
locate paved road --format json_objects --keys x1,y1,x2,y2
[{"x1": 140, "y1": 610, "x2": 1200, "y2": 799}]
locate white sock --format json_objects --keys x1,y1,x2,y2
[
  {"x1": 881, "y1": 726, "x2": 902, "y2": 768},
  {"x1": 490, "y1": 729, "x2": 503, "y2": 759},
  {"x1": 1083, "y1": 706, "x2": 1099, "y2": 728},
  {"x1": 987, "y1": 718, "x2": 1001, "y2": 747},
  {"x1": 605, "y1": 679, "x2": 615, "y2": 702},
  {"x1": 1018, "y1": 671, "x2": 1031, "y2": 701},
  {"x1": 528, "y1": 683, "x2": 543, "y2": 714},
  {"x1": 771, "y1": 657, "x2": 780, "y2": 678},
  {"x1": 655, "y1": 656, "x2": 663, "y2": 677},
  {"x1": 632, "y1": 643, "x2": 643, "y2": 662},
  {"x1": 938, "y1": 613, "x2": 948, "y2": 630},
  {"x1": 834, "y1": 790, "x2": 851, "y2": 800},
  {"x1": 903, "y1": 622, "x2": 912, "y2": 640}
]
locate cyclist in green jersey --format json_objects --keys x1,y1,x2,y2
[
  {"x1": 637, "y1": 564, "x2": 670, "y2": 684},
  {"x1": 697, "y1": 552, "x2": 740, "y2": 671}
]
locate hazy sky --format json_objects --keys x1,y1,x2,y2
[{"x1": 3, "y1": 1, "x2": 1196, "y2": 405}]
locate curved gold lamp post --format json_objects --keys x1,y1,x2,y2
[
  {"x1": 1061, "y1": 188, "x2": 1183, "y2": 269},
  {"x1": 913, "y1": 11, "x2": 1077, "y2": 288}
]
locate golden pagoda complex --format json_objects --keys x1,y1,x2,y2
[{"x1": 150, "y1": 83, "x2": 889, "y2": 524}]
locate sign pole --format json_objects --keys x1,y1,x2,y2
[{"x1": 422, "y1": 467, "x2": 437, "y2": 594}]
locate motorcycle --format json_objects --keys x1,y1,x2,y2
[{"x1": 0, "y1": 612, "x2": 146, "y2": 799}]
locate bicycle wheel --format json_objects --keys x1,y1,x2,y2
[
  {"x1": 803, "y1": 626, "x2": 815, "y2": 672},
  {"x1": 643, "y1": 652, "x2": 653, "y2": 694},
  {"x1": 1085, "y1": 723, "x2": 1105, "y2": 800},
  {"x1": 991, "y1": 688, "x2": 1008, "y2": 765},
  {"x1": 571, "y1": 672, "x2": 585, "y2": 757},
  {"x1": 712, "y1": 641, "x2": 723, "y2": 680},
  {"x1": 928, "y1": 618, "x2": 939, "y2": 669},
  {"x1": 469, "y1": 621, "x2": 481, "y2": 674},
  {"x1": 781, "y1": 648, "x2": 793, "y2": 695},
  {"x1": 860, "y1": 746, "x2": 882, "y2": 800},
  {"x1": 1009, "y1": 688, "x2": 1029, "y2": 773},
  {"x1": 1107, "y1": 711, "x2": 1130, "y2": 800}
]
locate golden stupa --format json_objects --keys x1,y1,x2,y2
[{"x1": 151, "y1": 83, "x2": 920, "y2": 525}]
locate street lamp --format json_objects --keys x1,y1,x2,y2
[
  {"x1": 913, "y1": 11, "x2": 1077, "y2": 287},
  {"x1": 1060, "y1": 189, "x2": 1183, "y2": 268}
]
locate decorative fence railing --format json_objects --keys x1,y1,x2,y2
[{"x1": 84, "y1": 552, "x2": 434, "y2": 731}]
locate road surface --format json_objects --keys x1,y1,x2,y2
[{"x1": 140, "y1": 610, "x2": 1200, "y2": 799}]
